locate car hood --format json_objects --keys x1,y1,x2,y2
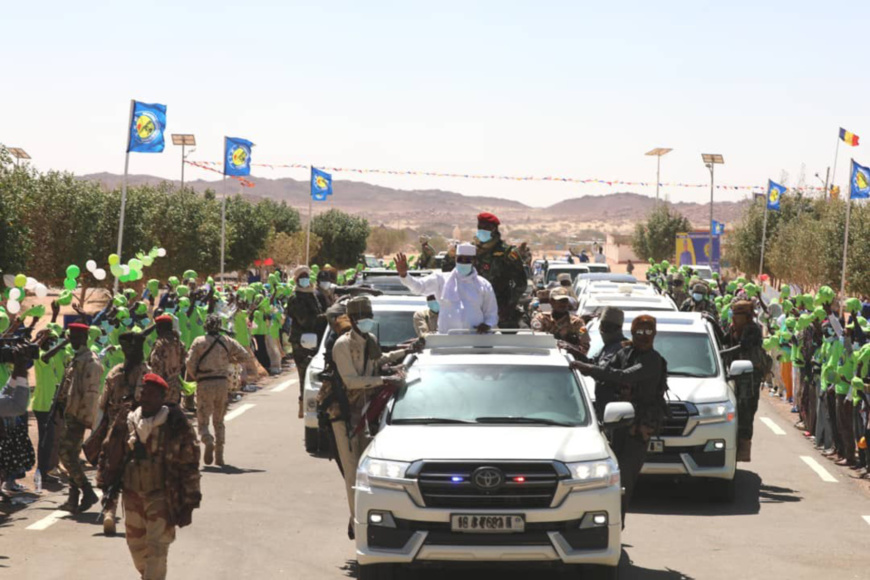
[
  {"x1": 666, "y1": 376, "x2": 730, "y2": 404},
  {"x1": 367, "y1": 425, "x2": 609, "y2": 463}
]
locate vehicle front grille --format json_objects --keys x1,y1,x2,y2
[
  {"x1": 415, "y1": 462, "x2": 560, "y2": 509},
  {"x1": 660, "y1": 402, "x2": 694, "y2": 437}
]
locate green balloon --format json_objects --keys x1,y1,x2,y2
[
  {"x1": 147, "y1": 279, "x2": 160, "y2": 295},
  {"x1": 66, "y1": 265, "x2": 81, "y2": 279},
  {"x1": 128, "y1": 258, "x2": 143, "y2": 272},
  {"x1": 141, "y1": 256, "x2": 154, "y2": 267},
  {"x1": 110, "y1": 264, "x2": 123, "y2": 278},
  {"x1": 0, "y1": 312, "x2": 9, "y2": 333},
  {"x1": 23, "y1": 304, "x2": 46, "y2": 318},
  {"x1": 108, "y1": 253, "x2": 120, "y2": 266},
  {"x1": 57, "y1": 290, "x2": 73, "y2": 306},
  {"x1": 116, "y1": 307, "x2": 130, "y2": 320},
  {"x1": 168, "y1": 276, "x2": 180, "y2": 287},
  {"x1": 183, "y1": 270, "x2": 197, "y2": 280},
  {"x1": 63, "y1": 277, "x2": 77, "y2": 291},
  {"x1": 176, "y1": 286, "x2": 189, "y2": 297},
  {"x1": 135, "y1": 303, "x2": 148, "y2": 315},
  {"x1": 113, "y1": 295, "x2": 128, "y2": 307},
  {"x1": 14, "y1": 274, "x2": 27, "y2": 288}
]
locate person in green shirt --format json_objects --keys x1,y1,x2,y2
[{"x1": 32, "y1": 330, "x2": 63, "y2": 480}]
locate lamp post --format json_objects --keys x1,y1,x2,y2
[
  {"x1": 171, "y1": 134, "x2": 196, "y2": 190},
  {"x1": 701, "y1": 154, "x2": 725, "y2": 269},
  {"x1": 7, "y1": 147, "x2": 30, "y2": 167},
  {"x1": 645, "y1": 148, "x2": 672, "y2": 203}
]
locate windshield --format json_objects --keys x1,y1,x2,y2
[
  {"x1": 370, "y1": 310, "x2": 418, "y2": 348},
  {"x1": 365, "y1": 256, "x2": 380, "y2": 268},
  {"x1": 547, "y1": 267, "x2": 586, "y2": 283},
  {"x1": 587, "y1": 327, "x2": 719, "y2": 377},
  {"x1": 587, "y1": 264, "x2": 609, "y2": 273},
  {"x1": 392, "y1": 365, "x2": 590, "y2": 426},
  {"x1": 693, "y1": 267, "x2": 713, "y2": 279}
]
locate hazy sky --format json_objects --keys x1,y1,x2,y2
[{"x1": 3, "y1": 1, "x2": 869, "y2": 207}]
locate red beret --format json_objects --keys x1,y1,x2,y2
[
  {"x1": 477, "y1": 212, "x2": 500, "y2": 226},
  {"x1": 155, "y1": 315, "x2": 173, "y2": 324},
  {"x1": 142, "y1": 373, "x2": 169, "y2": 390},
  {"x1": 68, "y1": 323, "x2": 90, "y2": 333}
]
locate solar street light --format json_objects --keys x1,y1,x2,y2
[
  {"x1": 701, "y1": 154, "x2": 725, "y2": 268},
  {"x1": 171, "y1": 134, "x2": 197, "y2": 190},
  {"x1": 645, "y1": 148, "x2": 672, "y2": 203}
]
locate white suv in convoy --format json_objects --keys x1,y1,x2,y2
[
  {"x1": 354, "y1": 333, "x2": 630, "y2": 580},
  {"x1": 302, "y1": 296, "x2": 426, "y2": 452},
  {"x1": 586, "y1": 312, "x2": 749, "y2": 501}
]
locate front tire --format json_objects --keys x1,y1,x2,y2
[{"x1": 304, "y1": 427, "x2": 319, "y2": 453}]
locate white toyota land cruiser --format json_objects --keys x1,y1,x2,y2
[{"x1": 354, "y1": 333, "x2": 631, "y2": 580}]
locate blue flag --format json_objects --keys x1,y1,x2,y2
[
  {"x1": 224, "y1": 137, "x2": 253, "y2": 176},
  {"x1": 127, "y1": 101, "x2": 166, "y2": 153},
  {"x1": 767, "y1": 180, "x2": 785, "y2": 211},
  {"x1": 311, "y1": 167, "x2": 333, "y2": 201},
  {"x1": 850, "y1": 160, "x2": 870, "y2": 200},
  {"x1": 712, "y1": 220, "x2": 725, "y2": 235}
]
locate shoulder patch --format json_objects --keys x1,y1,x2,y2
[{"x1": 508, "y1": 250, "x2": 520, "y2": 261}]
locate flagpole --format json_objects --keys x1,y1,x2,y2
[
  {"x1": 115, "y1": 99, "x2": 135, "y2": 293},
  {"x1": 221, "y1": 174, "x2": 226, "y2": 288},
  {"x1": 839, "y1": 160, "x2": 853, "y2": 306},
  {"x1": 305, "y1": 184, "x2": 313, "y2": 266},
  {"x1": 831, "y1": 134, "x2": 841, "y2": 196},
  {"x1": 758, "y1": 201, "x2": 769, "y2": 279}
]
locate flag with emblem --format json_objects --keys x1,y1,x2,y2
[
  {"x1": 851, "y1": 160, "x2": 870, "y2": 199},
  {"x1": 712, "y1": 220, "x2": 725, "y2": 235},
  {"x1": 127, "y1": 101, "x2": 167, "y2": 153},
  {"x1": 767, "y1": 180, "x2": 785, "y2": 211},
  {"x1": 224, "y1": 137, "x2": 253, "y2": 177},
  {"x1": 840, "y1": 128, "x2": 860, "y2": 147},
  {"x1": 311, "y1": 167, "x2": 332, "y2": 201}
]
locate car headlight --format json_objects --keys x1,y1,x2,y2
[
  {"x1": 565, "y1": 458, "x2": 620, "y2": 489},
  {"x1": 695, "y1": 400, "x2": 735, "y2": 424},
  {"x1": 356, "y1": 458, "x2": 411, "y2": 492}
]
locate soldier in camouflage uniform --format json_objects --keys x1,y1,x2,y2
[
  {"x1": 99, "y1": 331, "x2": 151, "y2": 534},
  {"x1": 680, "y1": 283, "x2": 719, "y2": 321},
  {"x1": 186, "y1": 315, "x2": 252, "y2": 467},
  {"x1": 57, "y1": 323, "x2": 102, "y2": 514},
  {"x1": 417, "y1": 236, "x2": 437, "y2": 270},
  {"x1": 531, "y1": 288, "x2": 590, "y2": 353},
  {"x1": 721, "y1": 300, "x2": 770, "y2": 462},
  {"x1": 149, "y1": 315, "x2": 187, "y2": 405},
  {"x1": 97, "y1": 373, "x2": 201, "y2": 580},
  {"x1": 473, "y1": 212, "x2": 528, "y2": 328}
]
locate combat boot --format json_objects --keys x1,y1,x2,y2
[
  {"x1": 215, "y1": 445, "x2": 225, "y2": 467},
  {"x1": 736, "y1": 438, "x2": 752, "y2": 462},
  {"x1": 204, "y1": 441, "x2": 214, "y2": 466},
  {"x1": 78, "y1": 481, "x2": 99, "y2": 513},
  {"x1": 103, "y1": 514, "x2": 116, "y2": 536},
  {"x1": 59, "y1": 485, "x2": 80, "y2": 513}
]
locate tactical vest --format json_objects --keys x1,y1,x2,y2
[{"x1": 123, "y1": 427, "x2": 166, "y2": 494}]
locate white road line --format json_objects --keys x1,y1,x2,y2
[
  {"x1": 760, "y1": 416, "x2": 786, "y2": 435},
  {"x1": 26, "y1": 490, "x2": 102, "y2": 531},
  {"x1": 225, "y1": 403, "x2": 255, "y2": 422},
  {"x1": 800, "y1": 456, "x2": 838, "y2": 483},
  {"x1": 271, "y1": 379, "x2": 294, "y2": 393},
  {"x1": 863, "y1": 516, "x2": 870, "y2": 527}
]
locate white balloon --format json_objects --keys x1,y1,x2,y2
[
  {"x1": 86, "y1": 260, "x2": 97, "y2": 272},
  {"x1": 9, "y1": 288, "x2": 21, "y2": 301},
  {"x1": 157, "y1": 248, "x2": 167, "y2": 257},
  {"x1": 93, "y1": 268, "x2": 107, "y2": 281},
  {"x1": 120, "y1": 265, "x2": 130, "y2": 276},
  {"x1": 35, "y1": 283, "x2": 48, "y2": 298},
  {"x1": 2, "y1": 274, "x2": 14, "y2": 287},
  {"x1": 25, "y1": 277, "x2": 38, "y2": 290},
  {"x1": 6, "y1": 300, "x2": 20, "y2": 314}
]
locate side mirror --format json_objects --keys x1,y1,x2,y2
[
  {"x1": 728, "y1": 360, "x2": 754, "y2": 377},
  {"x1": 603, "y1": 402, "x2": 635, "y2": 427},
  {"x1": 300, "y1": 333, "x2": 319, "y2": 351}
]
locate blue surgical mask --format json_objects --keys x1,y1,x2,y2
[
  {"x1": 298, "y1": 277, "x2": 311, "y2": 288},
  {"x1": 693, "y1": 293, "x2": 704, "y2": 302},
  {"x1": 428, "y1": 300, "x2": 440, "y2": 313},
  {"x1": 357, "y1": 318, "x2": 375, "y2": 333},
  {"x1": 455, "y1": 263, "x2": 473, "y2": 276},
  {"x1": 476, "y1": 229, "x2": 492, "y2": 243}
]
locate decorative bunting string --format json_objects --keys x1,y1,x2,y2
[
  {"x1": 185, "y1": 160, "x2": 256, "y2": 188},
  {"x1": 184, "y1": 160, "x2": 826, "y2": 194}
]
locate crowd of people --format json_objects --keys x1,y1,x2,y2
[{"x1": 1, "y1": 209, "x2": 869, "y2": 579}]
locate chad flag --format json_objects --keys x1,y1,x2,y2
[{"x1": 840, "y1": 128, "x2": 860, "y2": 146}]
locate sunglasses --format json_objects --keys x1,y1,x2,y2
[
  {"x1": 456, "y1": 256, "x2": 474, "y2": 264},
  {"x1": 633, "y1": 329, "x2": 655, "y2": 336}
]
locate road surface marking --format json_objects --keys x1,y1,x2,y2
[
  {"x1": 225, "y1": 403, "x2": 255, "y2": 422},
  {"x1": 863, "y1": 516, "x2": 870, "y2": 527},
  {"x1": 271, "y1": 379, "x2": 294, "y2": 393},
  {"x1": 27, "y1": 490, "x2": 101, "y2": 531},
  {"x1": 800, "y1": 456, "x2": 838, "y2": 482},
  {"x1": 760, "y1": 417, "x2": 786, "y2": 435}
]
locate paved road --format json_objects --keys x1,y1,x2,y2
[{"x1": 3, "y1": 372, "x2": 869, "y2": 579}]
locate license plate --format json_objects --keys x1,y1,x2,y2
[
  {"x1": 450, "y1": 514, "x2": 525, "y2": 534},
  {"x1": 648, "y1": 439, "x2": 664, "y2": 453}
]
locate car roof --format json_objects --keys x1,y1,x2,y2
[
  {"x1": 548, "y1": 264, "x2": 589, "y2": 270},
  {"x1": 415, "y1": 333, "x2": 570, "y2": 367},
  {"x1": 371, "y1": 295, "x2": 427, "y2": 311},
  {"x1": 588, "y1": 311, "x2": 711, "y2": 333},
  {"x1": 575, "y1": 273, "x2": 636, "y2": 282},
  {"x1": 583, "y1": 294, "x2": 677, "y2": 309}
]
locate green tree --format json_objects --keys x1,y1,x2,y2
[
  {"x1": 257, "y1": 199, "x2": 301, "y2": 235},
  {"x1": 267, "y1": 230, "x2": 322, "y2": 267},
  {"x1": 631, "y1": 204, "x2": 692, "y2": 262},
  {"x1": 367, "y1": 226, "x2": 408, "y2": 257},
  {"x1": 224, "y1": 195, "x2": 271, "y2": 271},
  {"x1": 0, "y1": 147, "x2": 34, "y2": 274},
  {"x1": 311, "y1": 209, "x2": 370, "y2": 267}
]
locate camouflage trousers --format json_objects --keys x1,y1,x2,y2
[
  {"x1": 123, "y1": 489, "x2": 175, "y2": 580},
  {"x1": 166, "y1": 377, "x2": 182, "y2": 406},
  {"x1": 58, "y1": 417, "x2": 88, "y2": 488},
  {"x1": 196, "y1": 380, "x2": 228, "y2": 447}
]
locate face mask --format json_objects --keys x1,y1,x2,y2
[
  {"x1": 298, "y1": 277, "x2": 311, "y2": 288},
  {"x1": 455, "y1": 263, "x2": 473, "y2": 276},
  {"x1": 319, "y1": 281, "x2": 333, "y2": 290},
  {"x1": 428, "y1": 301, "x2": 440, "y2": 313},
  {"x1": 476, "y1": 229, "x2": 492, "y2": 243},
  {"x1": 356, "y1": 319, "x2": 375, "y2": 333},
  {"x1": 693, "y1": 293, "x2": 704, "y2": 302}
]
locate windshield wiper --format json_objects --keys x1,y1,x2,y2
[
  {"x1": 391, "y1": 417, "x2": 475, "y2": 425},
  {"x1": 669, "y1": 371, "x2": 711, "y2": 378},
  {"x1": 474, "y1": 416, "x2": 574, "y2": 426}
]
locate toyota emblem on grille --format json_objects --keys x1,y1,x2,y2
[{"x1": 472, "y1": 467, "x2": 504, "y2": 491}]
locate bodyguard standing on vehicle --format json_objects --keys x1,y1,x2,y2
[
  {"x1": 331, "y1": 296, "x2": 415, "y2": 539},
  {"x1": 572, "y1": 314, "x2": 667, "y2": 526},
  {"x1": 473, "y1": 212, "x2": 528, "y2": 328}
]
